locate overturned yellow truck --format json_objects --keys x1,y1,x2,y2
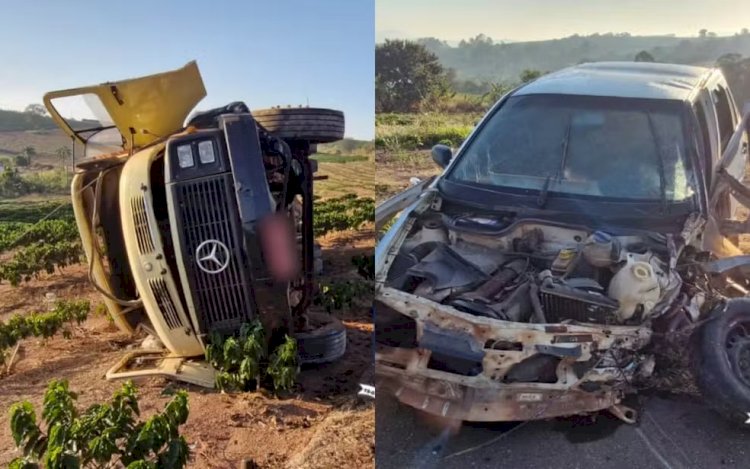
[{"x1": 45, "y1": 62, "x2": 347, "y2": 386}]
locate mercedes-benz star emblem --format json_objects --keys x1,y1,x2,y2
[{"x1": 195, "y1": 239, "x2": 230, "y2": 274}]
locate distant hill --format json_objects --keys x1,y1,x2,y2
[
  {"x1": 415, "y1": 32, "x2": 750, "y2": 82},
  {"x1": 0, "y1": 109, "x2": 59, "y2": 132},
  {"x1": 317, "y1": 138, "x2": 374, "y2": 157},
  {"x1": 0, "y1": 108, "x2": 98, "y2": 133}
]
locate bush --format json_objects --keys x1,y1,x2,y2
[
  {"x1": 0, "y1": 167, "x2": 33, "y2": 198},
  {"x1": 0, "y1": 300, "x2": 90, "y2": 364},
  {"x1": 206, "y1": 320, "x2": 299, "y2": 393},
  {"x1": 313, "y1": 194, "x2": 374, "y2": 236},
  {"x1": 24, "y1": 169, "x2": 68, "y2": 195},
  {"x1": 313, "y1": 279, "x2": 373, "y2": 312},
  {"x1": 14, "y1": 154, "x2": 29, "y2": 167},
  {"x1": 9, "y1": 379, "x2": 190, "y2": 468}
]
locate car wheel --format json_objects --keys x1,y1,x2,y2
[
  {"x1": 294, "y1": 312, "x2": 347, "y2": 364},
  {"x1": 251, "y1": 107, "x2": 344, "y2": 143},
  {"x1": 691, "y1": 299, "x2": 750, "y2": 427}
]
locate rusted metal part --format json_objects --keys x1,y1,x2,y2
[
  {"x1": 608, "y1": 403, "x2": 638, "y2": 424},
  {"x1": 377, "y1": 362, "x2": 622, "y2": 421},
  {"x1": 375, "y1": 287, "x2": 653, "y2": 422}
]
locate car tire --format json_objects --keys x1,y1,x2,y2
[
  {"x1": 691, "y1": 298, "x2": 750, "y2": 427},
  {"x1": 294, "y1": 312, "x2": 347, "y2": 364},
  {"x1": 251, "y1": 107, "x2": 345, "y2": 143}
]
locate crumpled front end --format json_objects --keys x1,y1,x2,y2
[
  {"x1": 374, "y1": 191, "x2": 674, "y2": 422},
  {"x1": 376, "y1": 287, "x2": 652, "y2": 421}
]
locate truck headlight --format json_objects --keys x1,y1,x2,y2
[
  {"x1": 198, "y1": 140, "x2": 216, "y2": 164},
  {"x1": 177, "y1": 144, "x2": 194, "y2": 168}
]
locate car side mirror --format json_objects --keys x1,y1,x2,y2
[{"x1": 431, "y1": 144, "x2": 453, "y2": 169}]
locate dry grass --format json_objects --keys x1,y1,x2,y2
[{"x1": 315, "y1": 159, "x2": 374, "y2": 200}]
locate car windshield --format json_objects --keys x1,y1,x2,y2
[{"x1": 447, "y1": 94, "x2": 695, "y2": 202}]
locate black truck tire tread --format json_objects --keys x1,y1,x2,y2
[
  {"x1": 252, "y1": 108, "x2": 345, "y2": 143},
  {"x1": 294, "y1": 312, "x2": 347, "y2": 364}
]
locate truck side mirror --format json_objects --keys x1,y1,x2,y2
[{"x1": 431, "y1": 144, "x2": 453, "y2": 168}]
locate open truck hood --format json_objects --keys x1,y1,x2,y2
[{"x1": 43, "y1": 61, "x2": 206, "y2": 153}]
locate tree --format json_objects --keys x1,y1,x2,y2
[
  {"x1": 56, "y1": 146, "x2": 72, "y2": 181},
  {"x1": 24, "y1": 103, "x2": 47, "y2": 116},
  {"x1": 14, "y1": 154, "x2": 29, "y2": 167},
  {"x1": 519, "y1": 69, "x2": 543, "y2": 83},
  {"x1": 635, "y1": 50, "x2": 656, "y2": 62},
  {"x1": 375, "y1": 39, "x2": 452, "y2": 113},
  {"x1": 21, "y1": 146, "x2": 36, "y2": 166},
  {"x1": 56, "y1": 146, "x2": 72, "y2": 166},
  {"x1": 699, "y1": 29, "x2": 708, "y2": 38}
]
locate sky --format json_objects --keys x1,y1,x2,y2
[
  {"x1": 377, "y1": 0, "x2": 750, "y2": 43},
  {"x1": 0, "y1": 0, "x2": 374, "y2": 139}
]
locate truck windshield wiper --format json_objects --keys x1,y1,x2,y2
[{"x1": 646, "y1": 113, "x2": 668, "y2": 212}]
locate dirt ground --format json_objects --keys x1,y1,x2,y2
[{"x1": 0, "y1": 230, "x2": 374, "y2": 468}]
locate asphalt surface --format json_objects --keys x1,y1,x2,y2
[{"x1": 376, "y1": 391, "x2": 750, "y2": 469}]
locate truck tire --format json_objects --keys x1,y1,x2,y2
[
  {"x1": 691, "y1": 299, "x2": 750, "y2": 427},
  {"x1": 252, "y1": 107, "x2": 344, "y2": 143},
  {"x1": 294, "y1": 312, "x2": 347, "y2": 364}
]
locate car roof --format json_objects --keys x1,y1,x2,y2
[{"x1": 514, "y1": 62, "x2": 713, "y2": 101}]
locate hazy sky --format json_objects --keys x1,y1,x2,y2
[
  {"x1": 377, "y1": 0, "x2": 750, "y2": 43},
  {"x1": 0, "y1": 0, "x2": 375, "y2": 139}
]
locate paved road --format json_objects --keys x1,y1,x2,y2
[{"x1": 376, "y1": 391, "x2": 750, "y2": 469}]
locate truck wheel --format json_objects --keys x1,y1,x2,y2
[
  {"x1": 251, "y1": 107, "x2": 344, "y2": 143},
  {"x1": 691, "y1": 299, "x2": 750, "y2": 427},
  {"x1": 294, "y1": 312, "x2": 347, "y2": 364}
]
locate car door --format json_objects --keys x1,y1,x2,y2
[{"x1": 710, "y1": 109, "x2": 750, "y2": 229}]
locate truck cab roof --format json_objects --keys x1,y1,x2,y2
[{"x1": 515, "y1": 61, "x2": 714, "y2": 101}]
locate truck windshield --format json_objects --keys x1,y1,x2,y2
[
  {"x1": 49, "y1": 93, "x2": 124, "y2": 159},
  {"x1": 448, "y1": 94, "x2": 695, "y2": 202}
]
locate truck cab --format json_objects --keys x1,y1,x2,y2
[{"x1": 45, "y1": 62, "x2": 347, "y2": 385}]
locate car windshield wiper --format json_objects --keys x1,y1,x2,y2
[
  {"x1": 537, "y1": 174, "x2": 551, "y2": 208},
  {"x1": 646, "y1": 113, "x2": 668, "y2": 212},
  {"x1": 556, "y1": 114, "x2": 572, "y2": 180}
]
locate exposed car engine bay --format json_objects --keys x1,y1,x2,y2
[{"x1": 386, "y1": 211, "x2": 687, "y2": 327}]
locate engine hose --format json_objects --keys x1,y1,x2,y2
[{"x1": 529, "y1": 283, "x2": 546, "y2": 323}]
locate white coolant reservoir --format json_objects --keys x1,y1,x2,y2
[{"x1": 608, "y1": 254, "x2": 660, "y2": 321}]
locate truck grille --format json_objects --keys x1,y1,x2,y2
[
  {"x1": 175, "y1": 175, "x2": 254, "y2": 333},
  {"x1": 148, "y1": 278, "x2": 182, "y2": 329},
  {"x1": 131, "y1": 196, "x2": 155, "y2": 254}
]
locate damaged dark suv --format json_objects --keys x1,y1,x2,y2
[{"x1": 375, "y1": 62, "x2": 750, "y2": 425}]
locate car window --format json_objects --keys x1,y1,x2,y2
[
  {"x1": 713, "y1": 85, "x2": 734, "y2": 153},
  {"x1": 449, "y1": 94, "x2": 694, "y2": 201}
]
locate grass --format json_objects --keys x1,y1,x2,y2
[
  {"x1": 315, "y1": 158, "x2": 374, "y2": 200},
  {"x1": 375, "y1": 112, "x2": 481, "y2": 151},
  {"x1": 0, "y1": 199, "x2": 73, "y2": 223},
  {"x1": 311, "y1": 153, "x2": 369, "y2": 164}
]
